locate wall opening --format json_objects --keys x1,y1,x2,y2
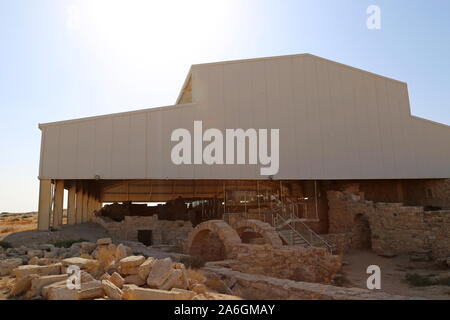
[
  {"x1": 236, "y1": 227, "x2": 266, "y2": 244},
  {"x1": 189, "y1": 229, "x2": 226, "y2": 261},
  {"x1": 352, "y1": 214, "x2": 372, "y2": 249},
  {"x1": 137, "y1": 230, "x2": 153, "y2": 246}
]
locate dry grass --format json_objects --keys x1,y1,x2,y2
[
  {"x1": 0, "y1": 213, "x2": 37, "y2": 239},
  {"x1": 186, "y1": 268, "x2": 207, "y2": 285}
]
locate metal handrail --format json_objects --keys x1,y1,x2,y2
[
  {"x1": 295, "y1": 220, "x2": 334, "y2": 254},
  {"x1": 275, "y1": 203, "x2": 334, "y2": 254},
  {"x1": 274, "y1": 212, "x2": 312, "y2": 247}
]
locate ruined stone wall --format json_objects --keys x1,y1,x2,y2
[
  {"x1": 327, "y1": 191, "x2": 450, "y2": 259},
  {"x1": 227, "y1": 244, "x2": 341, "y2": 284},
  {"x1": 203, "y1": 266, "x2": 421, "y2": 300},
  {"x1": 94, "y1": 215, "x2": 193, "y2": 248},
  {"x1": 321, "y1": 233, "x2": 352, "y2": 255}
]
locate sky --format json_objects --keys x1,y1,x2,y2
[{"x1": 0, "y1": 0, "x2": 449, "y2": 212}]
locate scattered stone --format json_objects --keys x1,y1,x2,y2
[
  {"x1": 192, "y1": 294, "x2": 208, "y2": 300},
  {"x1": 10, "y1": 274, "x2": 39, "y2": 297},
  {"x1": 159, "y1": 269, "x2": 182, "y2": 291},
  {"x1": 46, "y1": 286, "x2": 78, "y2": 300},
  {"x1": 138, "y1": 257, "x2": 156, "y2": 280},
  {"x1": 80, "y1": 271, "x2": 95, "y2": 283},
  {"x1": 80, "y1": 242, "x2": 96, "y2": 255},
  {"x1": 27, "y1": 274, "x2": 68, "y2": 298},
  {"x1": 122, "y1": 286, "x2": 191, "y2": 300},
  {"x1": 118, "y1": 255, "x2": 145, "y2": 275},
  {"x1": 44, "y1": 251, "x2": 57, "y2": 259},
  {"x1": 100, "y1": 273, "x2": 110, "y2": 281},
  {"x1": 0, "y1": 258, "x2": 23, "y2": 276},
  {"x1": 13, "y1": 263, "x2": 62, "y2": 278},
  {"x1": 62, "y1": 257, "x2": 96, "y2": 269},
  {"x1": 124, "y1": 274, "x2": 146, "y2": 286},
  {"x1": 101, "y1": 280, "x2": 123, "y2": 300},
  {"x1": 69, "y1": 243, "x2": 81, "y2": 257},
  {"x1": 109, "y1": 272, "x2": 125, "y2": 289},
  {"x1": 27, "y1": 249, "x2": 44, "y2": 259},
  {"x1": 28, "y1": 257, "x2": 59, "y2": 266},
  {"x1": 115, "y1": 244, "x2": 132, "y2": 261},
  {"x1": 171, "y1": 288, "x2": 196, "y2": 300},
  {"x1": 78, "y1": 280, "x2": 104, "y2": 300},
  {"x1": 39, "y1": 244, "x2": 56, "y2": 252},
  {"x1": 147, "y1": 258, "x2": 173, "y2": 288},
  {"x1": 62, "y1": 257, "x2": 99, "y2": 275},
  {"x1": 173, "y1": 263, "x2": 189, "y2": 289},
  {"x1": 97, "y1": 238, "x2": 112, "y2": 246}
]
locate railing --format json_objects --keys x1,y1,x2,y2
[
  {"x1": 293, "y1": 219, "x2": 334, "y2": 254},
  {"x1": 272, "y1": 202, "x2": 334, "y2": 254},
  {"x1": 273, "y1": 213, "x2": 311, "y2": 246}
]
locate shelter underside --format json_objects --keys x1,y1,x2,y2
[{"x1": 36, "y1": 178, "x2": 450, "y2": 232}]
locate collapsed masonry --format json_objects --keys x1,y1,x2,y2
[{"x1": 76, "y1": 179, "x2": 450, "y2": 299}]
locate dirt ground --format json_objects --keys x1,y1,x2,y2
[
  {"x1": 0, "y1": 212, "x2": 37, "y2": 240},
  {"x1": 341, "y1": 249, "x2": 450, "y2": 300}
]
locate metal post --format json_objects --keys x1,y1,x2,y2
[{"x1": 314, "y1": 180, "x2": 319, "y2": 221}]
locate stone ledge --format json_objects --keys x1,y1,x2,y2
[{"x1": 203, "y1": 266, "x2": 426, "y2": 300}]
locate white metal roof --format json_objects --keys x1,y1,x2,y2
[{"x1": 39, "y1": 54, "x2": 450, "y2": 180}]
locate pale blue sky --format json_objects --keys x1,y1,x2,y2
[{"x1": 1, "y1": 0, "x2": 449, "y2": 212}]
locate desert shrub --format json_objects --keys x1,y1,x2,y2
[
  {"x1": 53, "y1": 238, "x2": 88, "y2": 248},
  {"x1": 180, "y1": 255, "x2": 205, "y2": 269},
  {"x1": 404, "y1": 273, "x2": 437, "y2": 287},
  {"x1": 186, "y1": 268, "x2": 207, "y2": 284},
  {"x1": 0, "y1": 241, "x2": 13, "y2": 249},
  {"x1": 437, "y1": 277, "x2": 450, "y2": 286}
]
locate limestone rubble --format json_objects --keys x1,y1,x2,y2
[{"x1": 0, "y1": 238, "x2": 216, "y2": 300}]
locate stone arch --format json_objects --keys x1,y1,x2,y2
[
  {"x1": 184, "y1": 220, "x2": 241, "y2": 261},
  {"x1": 233, "y1": 219, "x2": 283, "y2": 247}
]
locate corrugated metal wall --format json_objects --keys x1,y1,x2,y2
[{"x1": 39, "y1": 54, "x2": 450, "y2": 180}]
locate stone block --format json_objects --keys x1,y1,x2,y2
[
  {"x1": 146, "y1": 258, "x2": 173, "y2": 288},
  {"x1": 122, "y1": 286, "x2": 192, "y2": 300},
  {"x1": 118, "y1": 255, "x2": 145, "y2": 275},
  {"x1": 101, "y1": 280, "x2": 123, "y2": 300},
  {"x1": 138, "y1": 257, "x2": 156, "y2": 280},
  {"x1": 28, "y1": 274, "x2": 69, "y2": 298},
  {"x1": 62, "y1": 257, "x2": 97, "y2": 269},
  {"x1": 0, "y1": 258, "x2": 23, "y2": 276},
  {"x1": 13, "y1": 263, "x2": 62, "y2": 278},
  {"x1": 10, "y1": 274, "x2": 39, "y2": 296},
  {"x1": 78, "y1": 280, "x2": 104, "y2": 300},
  {"x1": 124, "y1": 274, "x2": 146, "y2": 286},
  {"x1": 109, "y1": 272, "x2": 125, "y2": 288},
  {"x1": 159, "y1": 269, "x2": 181, "y2": 290},
  {"x1": 97, "y1": 238, "x2": 112, "y2": 245}
]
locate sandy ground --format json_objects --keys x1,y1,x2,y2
[
  {"x1": 0, "y1": 212, "x2": 37, "y2": 241},
  {"x1": 341, "y1": 249, "x2": 450, "y2": 300}
]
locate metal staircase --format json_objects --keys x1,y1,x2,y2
[{"x1": 270, "y1": 198, "x2": 334, "y2": 253}]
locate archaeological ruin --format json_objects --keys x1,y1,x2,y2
[{"x1": 13, "y1": 54, "x2": 449, "y2": 300}]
